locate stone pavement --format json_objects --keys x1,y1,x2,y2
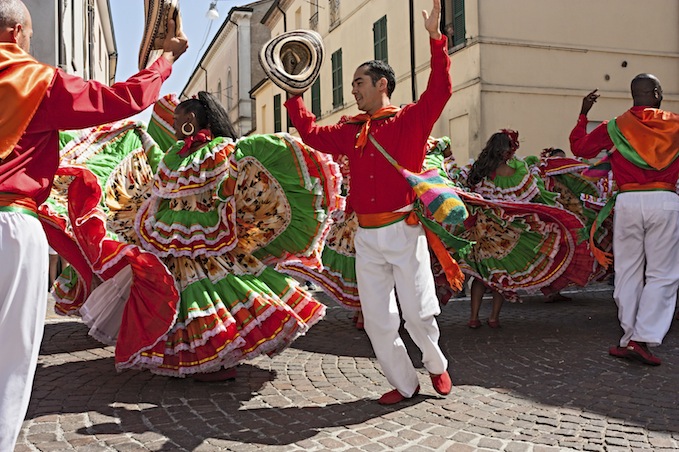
[{"x1": 14, "y1": 285, "x2": 679, "y2": 451}]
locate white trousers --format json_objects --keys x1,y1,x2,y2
[
  {"x1": 355, "y1": 219, "x2": 447, "y2": 397},
  {"x1": 0, "y1": 212, "x2": 48, "y2": 451},
  {"x1": 613, "y1": 191, "x2": 679, "y2": 347}
]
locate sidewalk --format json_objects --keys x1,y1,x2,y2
[{"x1": 15, "y1": 286, "x2": 679, "y2": 451}]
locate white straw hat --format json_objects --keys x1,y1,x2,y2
[
  {"x1": 259, "y1": 30, "x2": 324, "y2": 95},
  {"x1": 139, "y1": 0, "x2": 182, "y2": 70}
]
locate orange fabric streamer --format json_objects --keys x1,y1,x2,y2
[
  {"x1": 616, "y1": 109, "x2": 679, "y2": 170},
  {"x1": 589, "y1": 221, "x2": 613, "y2": 269},
  {"x1": 406, "y1": 212, "x2": 465, "y2": 292},
  {"x1": 0, "y1": 44, "x2": 55, "y2": 160},
  {"x1": 346, "y1": 106, "x2": 401, "y2": 151}
]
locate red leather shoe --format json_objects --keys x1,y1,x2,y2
[
  {"x1": 608, "y1": 345, "x2": 630, "y2": 359},
  {"x1": 378, "y1": 385, "x2": 420, "y2": 405},
  {"x1": 626, "y1": 340, "x2": 661, "y2": 366},
  {"x1": 467, "y1": 319, "x2": 481, "y2": 329},
  {"x1": 430, "y1": 371, "x2": 452, "y2": 396}
]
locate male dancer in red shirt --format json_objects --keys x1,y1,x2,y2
[
  {"x1": 286, "y1": 0, "x2": 452, "y2": 404},
  {"x1": 0, "y1": 1, "x2": 188, "y2": 448},
  {"x1": 570, "y1": 76, "x2": 679, "y2": 366}
]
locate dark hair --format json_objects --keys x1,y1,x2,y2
[
  {"x1": 541, "y1": 147, "x2": 566, "y2": 158},
  {"x1": 467, "y1": 132, "x2": 514, "y2": 187},
  {"x1": 177, "y1": 91, "x2": 238, "y2": 140},
  {"x1": 358, "y1": 60, "x2": 396, "y2": 97},
  {"x1": 0, "y1": 0, "x2": 26, "y2": 28}
]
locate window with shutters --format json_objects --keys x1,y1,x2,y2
[
  {"x1": 310, "y1": 0, "x2": 319, "y2": 30},
  {"x1": 311, "y1": 78, "x2": 321, "y2": 117},
  {"x1": 442, "y1": 0, "x2": 466, "y2": 50},
  {"x1": 273, "y1": 94, "x2": 282, "y2": 133},
  {"x1": 373, "y1": 16, "x2": 388, "y2": 63},
  {"x1": 331, "y1": 49, "x2": 343, "y2": 109}
]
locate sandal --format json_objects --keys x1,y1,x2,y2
[
  {"x1": 487, "y1": 319, "x2": 501, "y2": 329},
  {"x1": 467, "y1": 319, "x2": 482, "y2": 329}
]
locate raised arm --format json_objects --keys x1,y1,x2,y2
[
  {"x1": 285, "y1": 95, "x2": 354, "y2": 156},
  {"x1": 569, "y1": 89, "x2": 614, "y2": 159},
  {"x1": 33, "y1": 16, "x2": 188, "y2": 132}
]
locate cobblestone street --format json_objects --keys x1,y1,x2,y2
[{"x1": 15, "y1": 286, "x2": 679, "y2": 451}]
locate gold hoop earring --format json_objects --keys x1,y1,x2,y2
[{"x1": 181, "y1": 122, "x2": 195, "y2": 136}]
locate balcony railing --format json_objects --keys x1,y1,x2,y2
[{"x1": 309, "y1": 11, "x2": 319, "y2": 31}]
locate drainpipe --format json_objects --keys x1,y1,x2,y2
[
  {"x1": 199, "y1": 63, "x2": 208, "y2": 92},
  {"x1": 108, "y1": 51, "x2": 118, "y2": 85},
  {"x1": 276, "y1": 1, "x2": 287, "y2": 32},
  {"x1": 228, "y1": 16, "x2": 240, "y2": 134},
  {"x1": 408, "y1": 0, "x2": 417, "y2": 101},
  {"x1": 87, "y1": 0, "x2": 95, "y2": 80}
]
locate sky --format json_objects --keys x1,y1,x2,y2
[{"x1": 109, "y1": 0, "x2": 246, "y2": 119}]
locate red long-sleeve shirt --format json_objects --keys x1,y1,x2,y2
[
  {"x1": 569, "y1": 107, "x2": 679, "y2": 188},
  {"x1": 285, "y1": 36, "x2": 452, "y2": 215},
  {"x1": 0, "y1": 56, "x2": 172, "y2": 205}
]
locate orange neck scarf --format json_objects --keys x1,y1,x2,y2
[
  {"x1": 346, "y1": 105, "x2": 400, "y2": 151},
  {"x1": 0, "y1": 43, "x2": 55, "y2": 160}
]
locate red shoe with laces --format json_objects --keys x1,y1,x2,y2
[{"x1": 378, "y1": 385, "x2": 420, "y2": 405}]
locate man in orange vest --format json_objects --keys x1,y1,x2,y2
[
  {"x1": 0, "y1": 1, "x2": 187, "y2": 448},
  {"x1": 570, "y1": 75, "x2": 679, "y2": 366}
]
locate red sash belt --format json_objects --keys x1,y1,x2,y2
[{"x1": 0, "y1": 192, "x2": 38, "y2": 218}]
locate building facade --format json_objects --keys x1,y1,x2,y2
[
  {"x1": 25, "y1": 0, "x2": 116, "y2": 84},
  {"x1": 253, "y1": 0, "x2": 678, "y2": 161},
  {"x1": 182, "y1": 0, "x2": 274, "y2": 137}
]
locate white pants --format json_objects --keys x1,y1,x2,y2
[
  {"x1": 613, "y1": 191, "x2": 679, "y2": 347},
  {"x1": 355, "y1": 219, "x2": 447, "y2": 397},
  {"x1": 0, "y1": 212, "x2": 48, "y2": 450}
]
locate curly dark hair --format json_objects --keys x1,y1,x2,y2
[
  {"x1": 357, "y1": 60, "x2": 396, "y2": 97},
  {"x1": 176, "y1": 91, "x2": 238, "y2": 140},
  {"x1": 467, "y1": 132, "x2": 515, "y2": 187}
]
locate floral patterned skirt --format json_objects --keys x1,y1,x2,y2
[{"x1": 44, "y1": 124, "x2": 343, "y2": 376}]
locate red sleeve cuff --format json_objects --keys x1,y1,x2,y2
[{"x1": 147, "y1": 56, "x2": 173, "y2": 82}]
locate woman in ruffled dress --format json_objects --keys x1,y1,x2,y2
[
  {"x1": 451, "y1": 130, "x2": 594, "y2": 328},
  {"x1": 45, "y1": 92, "x2": 343, "y2": 380}
]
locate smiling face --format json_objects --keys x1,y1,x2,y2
[{"x1": 351, "y1": 65, "x2": 386, "y2": 115}]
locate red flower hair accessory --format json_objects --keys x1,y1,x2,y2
[{"x1": 500, "y1": 129, "x2": 520, "y2": 151}]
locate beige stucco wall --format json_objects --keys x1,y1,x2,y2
[
  {"x1": 255, "y1": 0, "x2": 679, "y2": 163},
  {"x1": 471, "y1": 0, "x2": 679, "y2": 161}
]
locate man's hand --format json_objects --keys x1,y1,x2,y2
[
  {"x1": 580, "y1": 89, "x2": 599, "y2": 116},
  {"x1": 422, "y1": 0, "x2": 442, "y2": 40},
  {"x1": 162, "y1": 18, "x2": 188, "y2": 64}
]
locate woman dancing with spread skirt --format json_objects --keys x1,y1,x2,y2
[
  {"x1": 447, "y1": 130, "x2": 594, "y2": 328},
  {"x1": 41, "y1": 92, "x2": 343, "y2": 380}
]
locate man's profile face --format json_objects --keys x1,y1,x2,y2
[{"x1": 351, "y1": 66, "x2": 383, "y2": 114}]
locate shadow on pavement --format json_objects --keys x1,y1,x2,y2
[{"x1": 297, "y1": 289, "x2": 679, "y2": 435}]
